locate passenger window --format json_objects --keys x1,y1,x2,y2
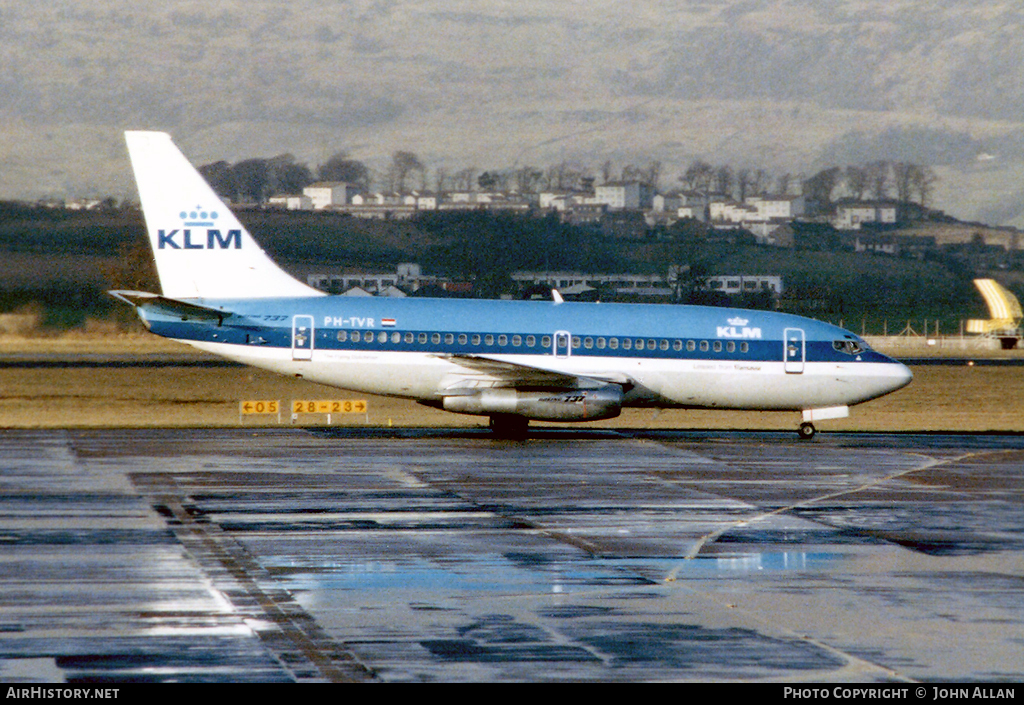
[
  {"x1": 512, "y1": 335, "x2": 522, "y2": 347},
  {"x1": 687, "y1": 340, "x2": 696, "y2": 352},
  {"x1": 673, "y1": 340, "x2": 682, "y2": 351},
  {"x1": 432, "y1": 333, "x2": 441, "y2": 344},
  {"x1": 609, "y1": 338, "x2": 619, "y2": 349},
  {"x1": 378, "y1": 332, "x2": 388, "y2": 343},
  {"x1": 418, "y1": 332, "x2": 427, "y2": 344},
  {"x1": 458, "y1": 334, "x2": 467, "y2": 345},
  {"x1": 661, "y1": 340, "x2": 670, "y2": 351},
  {"x1": 596, "y1": 337, "x2": 606, "y2": 349},
  {"x1": 699, "y1": 340, "x2": 709, "y2": 352},
  {"x1": 392, "y1": 332, "x2": 401, "y2": 344},
  {"x1": 622, "y1": 338, "x2": 632, "y2": 350},
  {"x1": 526, "y1": 335, "x2": 536, "y2": 347},
  {"x1": 337, "y1": 330, "x2": 348, "y2": 342},
  {"x1": 726, "y1": 341, "x2": 735, "y2": 353},
  {"x1": 741, "y1": 342, "x2": 749, "y2": 353},
  {"x1": 351, "y1": 331, "x2": 361, "y2": 343},
  {"x1": 572, "y1": 336, "x2": 581, "y2": 349},
  {"x1": 486, "y1": 334, "x2": 495, "y2": 346},
  {"x1": 649, "y1": 339, "x2": 658, "y2": 351},
  {"x1": 584, "y1": 337, "x2": 593, "y2": 349},
  {"x1": 445, "y1": 333, "x2": 454, "y2": 345},
  {"x1": 713, "y1": 341, "x2": 722, "y2": 352},
  {"x1": 498, "y1": 334, "x2": 508, "y2": 346},
  {"x1": 541, "y1": 335, "x2": 551, "y2": 348},
  {"x1": 472, "y1": 334, "x2": 481, "y2": 345},
  {"x1": 404, "y1": 332, "x2": 414, "y2": 344}
]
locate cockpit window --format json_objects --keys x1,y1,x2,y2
[{"x1": 833, "y1": 339, "x2": 865, "y2": 355}]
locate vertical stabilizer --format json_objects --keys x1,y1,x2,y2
[{"x1": 124, "y1": 131, "x2": 323, "y2": 300}]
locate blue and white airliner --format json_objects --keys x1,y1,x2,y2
[{"x1": 112, "y1": 131, "x2": 912, "y2": 439}]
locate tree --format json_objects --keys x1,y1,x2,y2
[
  {"x1": 844, "y1": 165, "x2": 869, "y2": 200},
  {"x1": 199, "y1": 161, "x2": 238, "y2": 201},
  {"x1": 910, "y1": 165, "x2": 938, "y2": 207},
  {"x1": 680, "y1": 160, "x2": 714, "y2": 193},
  {"x1": 231, "y1": 159, "x2": 270, "y2": 203},
  {"x1": 513, "y1": 166, "x2": 543, "y2": 194},
  {"x1": 713, "y1": 165, "x2": 733, "y2": 197},
  {"x1": 389, "y1": 150, "x2": 425, "y2": 192},
  {"x1": 267, "y1": 154, "x2": 313, "y2": 195},
  {"x1": 803, "y1": 167, "x2": 842, "y2": 211},
  {"x1": 865, "y1": 160, "x2": 890, "y2": 200},
  {"x1": 318, "y1": 152, "x2": 370, "y2": 192}
]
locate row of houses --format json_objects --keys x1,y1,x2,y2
[{"x1": 272, "y1": 181, "x2": 903, "y2": 241}]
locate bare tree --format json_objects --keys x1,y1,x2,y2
[
  {"x1": 910, "y1": 165, "x2": 938, "y2": 207},
  {"x1": 389, "y1": 151, "x2": 425, "y2": 193},
  {"x1": 318, "y1": 152, "x2": 370, "y2": 191},
  {"x1": 680, "y1": 160, "x2": 714, "y2": 193},
  {"x1": 513, "y1": 166, "x2": 544, "y2": 194},
  {"x1": 844, "y1": 165, "x2": 869, "y2": 200},
  {"x1": 803, "y1": 167, "x2": 842, "y2": 210},
  {"x1": 865, "y1": 160, "x2": 891, "y2": 200},
  {"x1": 713, "y1": 165, "x2": 733, "y2": 197},
  {"x1": 892, "y1": 162, "x2": 914, "y2": 203}
]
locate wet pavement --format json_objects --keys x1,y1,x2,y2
[{"x1": 0, "y1": 428, "x2": 1021, "y2": 682}]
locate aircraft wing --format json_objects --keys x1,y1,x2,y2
[{"x1": 438, "y1": 353, "x2": 634, "y2": 391}]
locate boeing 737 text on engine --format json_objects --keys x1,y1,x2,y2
[{"x1": 112, "y1": 131, "x2": 913, "y2": 439}]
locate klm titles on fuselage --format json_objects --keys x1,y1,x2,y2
[{"x1": 717, "y1": 317, "x2": 763, "y2": 339}]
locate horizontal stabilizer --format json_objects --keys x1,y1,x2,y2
[{"x1": 109, "y1": 290, "x2": 231, "y2": 323}]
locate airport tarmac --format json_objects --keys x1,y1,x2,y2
[{"x1": 0, "y1": 428, "x2": 1020, "y2": 683}]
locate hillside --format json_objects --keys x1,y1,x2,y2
[{"x1": 0, "y1": 204, "x2": 1013, "y2": 335}]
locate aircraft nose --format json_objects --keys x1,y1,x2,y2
[{"x1": 884, "y1": 358, "x2": 914, "y2": 393}]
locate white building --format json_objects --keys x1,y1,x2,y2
[
  {"x1": 833, "y1": 201, "x2": 899, "y2": 230},
  {"x1": 268, "y1": 194, "x2": 313, "y2": 211},
  {"x1": 704, "y1": 275, "x2": 784, "y2": 296},
  {"x1": 303, "y1": 182, "x2": 349, "y2": 209},
  {"x1": 594, "y1": 181, "x2": 653, "y2": 210}
]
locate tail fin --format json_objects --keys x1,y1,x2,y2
[{"x1": 124, "y1": 131, "x2": 323, "y2": 300}]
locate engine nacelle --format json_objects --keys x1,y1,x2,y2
[{"x1": 443, "y1": 386, "x2": 623, "y2": 421}]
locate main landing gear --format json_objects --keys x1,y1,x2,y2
[
  {"x1": 798, "y1": 422, "x2": 816, "y2": 440},
  {"x1": 489, "y1": 414, "x2": 529, "y2": 440}
]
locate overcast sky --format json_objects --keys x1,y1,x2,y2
[{"x1": 4, "y1": 0, "x2": 1024, "y2": 225}]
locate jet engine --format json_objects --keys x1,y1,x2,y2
[{"x1": 443, "y1": 386, "x2": 622, "y2": 421}]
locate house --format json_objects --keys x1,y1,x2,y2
[
  {"x1": 303, "y1": 182, "x2": 349, "y2": 209},
  {"x1": 594, "y1": 181, "x2": 653, "y2": 210},
  {"x1": 833, "y1": 200, "x2": 899, "y2": 230},
  {"x1": 268, "y1": 194, "x2": 313, "y2": 211}
]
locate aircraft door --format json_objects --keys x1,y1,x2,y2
[
  {"x1": 292, "y1": 315, "x2": 314, "y2": 361},
  {"x1": 784, "y1": 327, "x2": 805, "y2": 373},
  {"x1": 554, "y1": 330, "x2": 571, "y2": 358}
]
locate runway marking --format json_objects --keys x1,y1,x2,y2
[
  {"x1": 131, "y1": 472, "x2": 377, "y2": 683},
  {"x1": 670, "y1": 450, "x2": 981, "y2": 566},
  {"x1": 645, "y1": 445, "x2": 993, "y2": 685}
]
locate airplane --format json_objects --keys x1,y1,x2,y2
[{"x1": 112, "y1": 131, "x2": 913, "y2": 440}]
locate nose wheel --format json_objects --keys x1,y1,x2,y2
[{"x1": 798, "y1": 422, "x2": 816, "y2": 440}]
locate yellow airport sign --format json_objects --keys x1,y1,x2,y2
[
  {"x1": 292, "y1": 399, "x2": 367, "y2": 414},
  {"x1": 239, "y1": 400, "x2": 280, "y2": 414}
]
